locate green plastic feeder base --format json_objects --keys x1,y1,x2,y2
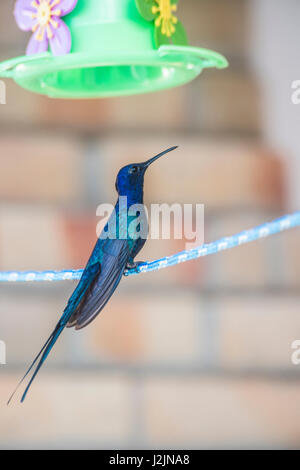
[
  {"x1": 0, "y1": 0, "x2": 228, "y2": 98},
  {"x1": 0, "y1": 46, "x2": 227, "y2": 99}
]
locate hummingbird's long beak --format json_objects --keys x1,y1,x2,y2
[{"x1": 144, "y1": 146, "x2": 178, "y2": 169}]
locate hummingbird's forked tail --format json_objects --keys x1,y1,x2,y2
[{"x1": 7, "y1": 320, "x2": 66, "y2": 404}]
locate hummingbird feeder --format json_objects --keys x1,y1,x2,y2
[{"x1": 0, "y1": 0, "x2": 228, "y2": 99}]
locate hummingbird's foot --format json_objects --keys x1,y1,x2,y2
[{"x1": 125, "y1": 261, "x2": 146, "y2": 274}]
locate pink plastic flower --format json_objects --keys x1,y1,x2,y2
[{"x1": 14, "y1": 0, "x2": 78, "y2": 56}]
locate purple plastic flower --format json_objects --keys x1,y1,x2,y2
[{"x1": 14, "y1": 0, "x2": 78, "y2": 56}]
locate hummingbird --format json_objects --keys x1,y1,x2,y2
[{"x1": 9, "y1": 146, "x2": 178, "y2": 403}]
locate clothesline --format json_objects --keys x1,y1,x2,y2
[{"x1": 0, "y1": 211, "x2": 299, "y2": 282}]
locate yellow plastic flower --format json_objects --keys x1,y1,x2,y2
[
  {"x1": 152, "y1": 0, "x2": 178, "y2": 37},
  {"x1": 135, "y1": 0, "x2": 188, "y2": 47}
]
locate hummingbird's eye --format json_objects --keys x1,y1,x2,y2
[{"x1": 129, "y1": 166, "x2": 138, "y2": 174}]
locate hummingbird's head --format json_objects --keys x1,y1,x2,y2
[{"x1": 115, "y1": 146, "x2": 178, "y2": 197}]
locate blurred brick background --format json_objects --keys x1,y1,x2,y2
[{"x1": 0, "y1": 0, "x2": 299, "y2": 449}]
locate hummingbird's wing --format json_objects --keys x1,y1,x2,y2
[
  {"x1": 9, "y1": 239, "x2": 130, "y2": 403},
  {"x1": 67, "y1": 238, "x2": 131, "y2": 330}
]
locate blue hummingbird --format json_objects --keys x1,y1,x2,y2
[{"x1": 9, "y1": 146, "x2": 178, "y2": 403}]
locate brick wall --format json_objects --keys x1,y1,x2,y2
[{"x1": 0, "y1": 0, "x2": 299, "y2": 450}]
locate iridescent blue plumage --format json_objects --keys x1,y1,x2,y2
[{"x1": 9, "y1": 146, "x2": 178, "y2": 403}]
